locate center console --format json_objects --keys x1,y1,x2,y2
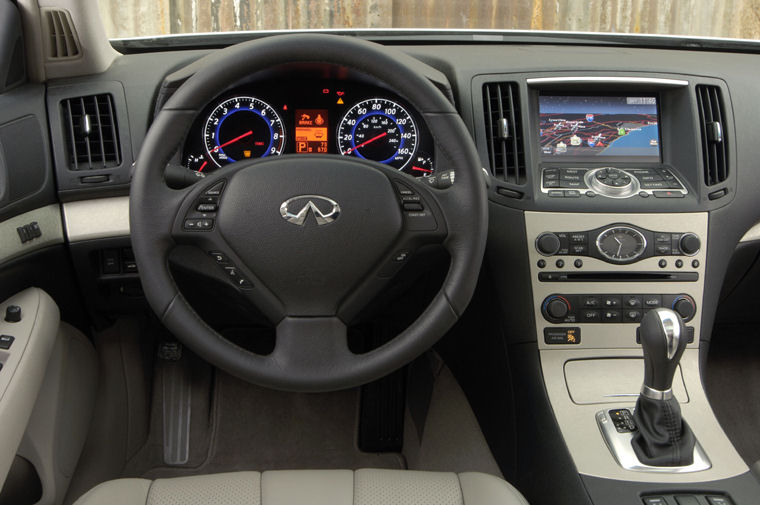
[{"x1": 500, "y1": 74, "x2": 752, "y2": 503}]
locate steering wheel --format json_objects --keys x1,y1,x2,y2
[{"x1": 130, "y1": 34, "x2": 487, "y2": 392}]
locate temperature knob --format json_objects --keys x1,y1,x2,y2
[
  {"x1": 672, "y1": 295, "x2": 696, "y2": 322},
  {"x1": 542, "y1": 295, "x2": 571, "y2": 322},
  {"x1": 536, "y1": 233, "x2": 561, "y2": 256}
]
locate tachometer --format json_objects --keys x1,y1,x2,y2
[
  {"x1": 337, "y1": 98, "x2": 417, "y2": 171},
  {"x1": 203, "y1": 96, "x2": 285, "y2": 169}
]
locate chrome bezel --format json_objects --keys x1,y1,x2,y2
[{"x1": 595, "y1": 226, "x2": 648, "y2": 263}]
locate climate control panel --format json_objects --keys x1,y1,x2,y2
[
  {"x1": 535, "y1": 223, "x2": 700, "y2": 264},
  {"x1": 541, "y1": 293, "x2": 696, "y2": 324}
]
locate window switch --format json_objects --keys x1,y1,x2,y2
[{"x1": 0, "y1": 335, "x2": 15, "y2": 350}]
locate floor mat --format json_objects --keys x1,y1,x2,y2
[
  {"x1": 705, "y1": 324, "x2": 760, "y2": 466},
  {"x1": 129, "y1": 370, "x2": 405, "y2": 479}
]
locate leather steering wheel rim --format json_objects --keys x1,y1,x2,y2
[{"x1": 130, "y1": 33, "x2": 488, "y2": 392}]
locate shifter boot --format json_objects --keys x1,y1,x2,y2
[{"x1": 632, "y1": 395, "x2": 696, "y2": 466}]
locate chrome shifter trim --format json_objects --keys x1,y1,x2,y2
[
  {"x1": 641, "y1": 385, "x2": 674, "y2": 401},
  {"x1": 596, "y1": 409, "x2": 711, "y2": 473},
  {"x1": 656, "y1": 309, "x2": 681, "y2": 360}
]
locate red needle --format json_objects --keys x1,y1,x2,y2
[
  {"x1": 213, "y1": 130, "x2": 253, "y2": 152},
  {"x1": 411, "y1": 166, "x2": 433, "y2": 173},
  {"x1": 346, "y1": 132, "x2": 387, "y2": 154},
  {"x1": 198, "y1": 160, "x2": 208, "y2": 172}
]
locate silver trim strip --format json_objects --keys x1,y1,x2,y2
[
  {"x1": 740, "y1": 222, "x2": 760, "y2": 243},
  {"x1": 527, "y1": 76, "x2": 689, "y2": 86},
  {"x1": 656, "y1": 309, "x2": 681, "y2": 360},
  {"x1": 597, "y1": 408, "x2": 711, "y2": 473},
  {"x1": 63, "y1": 197, "x2": 130, "y2": 242},
  {"x1": 641, "y1": 385, "x2": 674, "y2": 401}
]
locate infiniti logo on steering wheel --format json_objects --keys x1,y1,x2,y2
[{"x1": 280, "y1": 195, "x2": 341, "y2": 226}]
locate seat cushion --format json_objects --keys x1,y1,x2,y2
[{"x1": 74, "y1": 469, "x2": 529, "y2": 505}]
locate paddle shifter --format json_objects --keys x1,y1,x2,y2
[{"x1": 631, "y1": 308, "x2": 696, "y2": 466}]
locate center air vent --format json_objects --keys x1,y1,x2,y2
[
  {"x1": 696, "y1": 85, "x2": 728, "y2": 186},
  {"x1": 483, "y1": 82, "x2": 526, "y2": 185},
  {"x1": 61, "y1": 94, "x2": 121, "y2": 170},
  {"x1": 43, "y1": 9, "x2": 81, "y2": 59}
]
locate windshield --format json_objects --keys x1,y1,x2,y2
[{"x1": 99, "y1": 0, "x2": 760, "y2": 41}]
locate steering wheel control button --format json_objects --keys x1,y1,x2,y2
[
  {"x1": 204, "y1": 181, "x2": 226, "y2": 196},
  {"x1": 4, "y1": 305, "x2": 21, "y2": 323},
  {"x1": 209, "y1": 251, "x2": 230, "y2": 264},
  {"x1": 544, "y1": 327, "x2": 580, "y2": 345},
  {"x1": 197, "y1": 203, "x2": 218, "y2": 212},
  {"x1": 184, "y1": 218, "x2": 214, "y2": 231},
  {"x1": 0, "y1": 335, "x2": 15, "y2": 349},
  {"x1": 379, "y1": 250, "x2": 411, "y2": 277}
]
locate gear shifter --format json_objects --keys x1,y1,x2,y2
[{"x1": 632, "y1": 308, "x2": 696, "y2": 466}]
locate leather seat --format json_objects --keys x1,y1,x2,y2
[{"x1": 73, "y1": 468, "x2": 529, "y2": 505}]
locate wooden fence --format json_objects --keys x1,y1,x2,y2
[{"x1": 99, "y1": 0, "x2": 760, "y2": 41}]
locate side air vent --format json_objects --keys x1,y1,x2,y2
[
  {"x1": 483, "y1": 82, "x2": 526, "y2": 185},
  {"x1": 696, "y1": 85, "x2": 728, "y2": 186},
  {"x1": 44, "y1": 9, "x2": 81, "y2": 59},
  {"x1": 61, "y1": 94, "x2": 121, "y2": 170}
]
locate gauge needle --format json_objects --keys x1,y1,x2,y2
[
  {"x1": 346, "y1": 132, "x2": 387, "y2": 154},
  {"x1": 213, "y1": 130, "x2": 254, "y2": 152},
  {"x1": 617, "y1": 242, "x2": 623, "y2": 256},
  {"x1": 412, "y1": 166, "x2": 433, "y2": 173},
  {"x1": 198, "y1": 161, "x2": 208, "y2": 172}
]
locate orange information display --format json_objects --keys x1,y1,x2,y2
[{"x1": 295, "y1": 109, "x2": 329, "y2": 153}]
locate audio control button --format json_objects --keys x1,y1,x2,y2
[{"x1": 536, "y1": 233, "x2": 561, "y2": 256}]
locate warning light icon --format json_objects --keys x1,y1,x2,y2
[
  {"x1": 243, "y1": 150, "x2": 252, "y2": 158},
  {"x1": 337, "y1": 97, "x2": 344, "y2": 105},
  {"x1": 315, "y1": 114, "x2": 324, "y2": 126}
]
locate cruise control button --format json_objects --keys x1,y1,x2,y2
[
  {"x1": 403, "y1": 202, "x2": 424, "y2": 211},
  {"x1": 205, "y1": 181, "x2": 225, "y2": 196}
]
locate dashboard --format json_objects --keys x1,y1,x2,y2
[
  {"x1": 5, "y1": 27, "x2": 760, "y2": 505},
  {"x1": 179, "y1": 77, "x2": 437, "y2": 178}
]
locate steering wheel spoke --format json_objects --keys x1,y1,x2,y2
[{"x1": 273, "y1": 317, "x2": 351, "y2": 380}]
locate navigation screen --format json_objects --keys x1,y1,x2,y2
[{"x1": 539, "y1": 95, "x2": 660, "y2": 160}]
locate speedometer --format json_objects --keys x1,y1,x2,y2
[
  {"x1": 337, "y1": 98, "x2": 418, "y2": 172},
  {"x1": 203, "y1": 96, "x2": 285, "y2": 169}
]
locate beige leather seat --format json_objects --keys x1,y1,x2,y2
[{"x1": 74, "y1": 468, "x2": 529, "y2": 505}]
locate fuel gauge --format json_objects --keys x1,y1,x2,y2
[
  {"x1": 406, "y1": 152, "x2": 435, "y2": 177},
  {"x1": 186, "y1": 154, "x2": 211, "y2": 173}
]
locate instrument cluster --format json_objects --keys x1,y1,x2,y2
[{"x1": 181, "y1": 78, "x2": 436, "y2": 178}]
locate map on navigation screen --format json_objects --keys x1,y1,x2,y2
[{"x1": 539, "y1": 95, "x2": 660, "y2": 160}]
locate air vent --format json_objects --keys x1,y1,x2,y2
[
  {"x1": 61, "y1": 94, "x2": 121, "y2": 170},
  {"x1": 483, "y1": 82, "x2": 526, "y2": 185},
  {"x1": 44, "y1": 9, "x2": 80, "y2": 59},
  {"x1": 696, "y1": 85, "x2": 728, "y2": 186}
]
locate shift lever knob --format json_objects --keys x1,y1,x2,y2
[{"x1": 639, "y1": 308, "x2": 687, "y2": 398}]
